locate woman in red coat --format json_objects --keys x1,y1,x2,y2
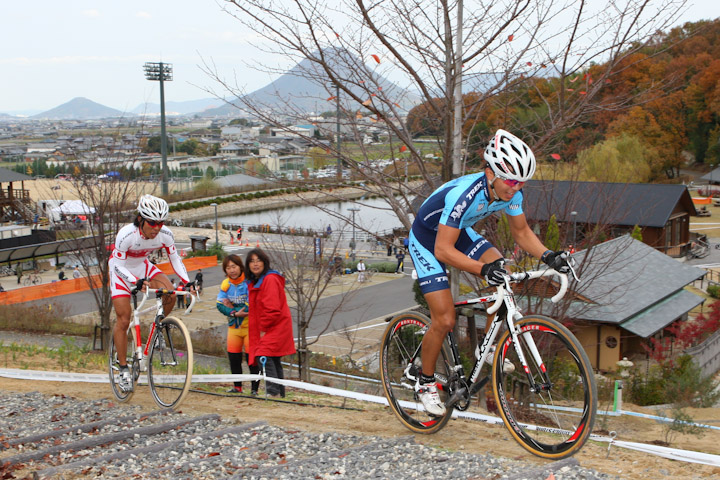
[{"x1": 245, "y1": 248, "x2": 296, "y2": 397}]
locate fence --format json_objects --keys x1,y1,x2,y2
[{"x1": 685, "y1": 329, "x2": 720, "y2": 378}]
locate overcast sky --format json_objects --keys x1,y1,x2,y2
[{"x1": 2, "y1": 0, "x2": 719, "y2": 114}]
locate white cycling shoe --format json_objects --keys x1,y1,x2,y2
[
  {"x1": 414, "y1": 380, "x2": 447, "y2": 416},
  {"x1": 118, "y1": 367, "x2": 134, "y2": 392},
  {"x1": 486, "y1": 346, "x2": 516, "y2": 374}
]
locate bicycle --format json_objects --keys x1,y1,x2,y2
[
  {"x1": 380, "y1": 266, "x2": 597, "y2": 459},
  {"x1": 108, "y1": 283, "x2": 197, "y2": 410},
  {"x1": 23, "y1": 273, "x2": 41, "y2": 286}
]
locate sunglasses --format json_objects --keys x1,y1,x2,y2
[
  {"x1": 144, "y1": 219, "x2": 164, "y2": 227},
  {"x1": 500, "y1": 178, "x2": 524, "y2": 188}
]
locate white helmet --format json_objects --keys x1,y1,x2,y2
[
  {"x1": 484, "y1": 129, "x2": 536, "y2": 182},
  {"x1": 137, "y1": 194, "x2": 169, "y2": 222}
]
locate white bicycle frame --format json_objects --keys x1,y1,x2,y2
[
  {"x1": 456, "y1": 268, "x2": 572, "y2": 387},
  {"x1": 130, "y1": 287, "x2": 198, "y2": 372}
]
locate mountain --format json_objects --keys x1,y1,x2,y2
[
  {"x1": 132, "y1": 98, "x2": 224, "y2": 115},
  {"x1": 200, "y1": 51, "x2": 420, "y2": 117},
  {"x1": 32, "y1": 97, "x2": 124, "y2": 120}
]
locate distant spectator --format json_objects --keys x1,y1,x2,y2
[
  {"x1": 194, "y1": 269, "x2": 204, "y2": 294},
  {"x1": 357, "y1": 259, "x2": 366, "y2": 283},
  {"x1": 0, "y1": 284, "x2": 5, "y2": 292},
  {"x1": 72, "y1": 266, "x2": 81, "y2": 279},
  {"x1": 245, "y1": 248, "x2": 296, "y2": 397},
  {"x1": 395, "y1": 249, "x2": 406, "y2": 274},
  {"x1": 325, "y1": 224, "x2": 332, "y2": 238},
  {"x1": 216, "y1": 254, "x2": 251, "y2": 394},
  {"x1": 237, "y1": 226, "x2": 243, "y2": 241},
  {"x1": 58, "y1": 270, "x2": 67, "y2": 281},
  {"x1": 176, "y1": 282, "x2": 187, "y2": 309},
  {"x1": 15, "y1": 263, "x2": 22, "y2": 285}
]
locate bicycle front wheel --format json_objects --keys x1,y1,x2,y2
[
  {"x1": 108, "y1": 325, "x2": 138, "y2": 403},
  {"x1": 380, "y1": 312, "x2": 455, "y2": 434},
  {"x1": 148, "y1": 316, "x2": 193, "y2": 409},
  {"x1": 493, "y1": 315, "x2": 597, "y2": 459}
]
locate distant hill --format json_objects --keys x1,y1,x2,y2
[
  {"x1": 132, "y1": 98, "x2": 224, "y2": 115},
  {"x1": 33, "y1": 97, "x2": 125, "y2": 120},
  {"x1": 201, "y1": 51, "x2": 420, "y2": 117}
]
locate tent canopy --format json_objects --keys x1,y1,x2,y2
[{"x1": 50, "y1": 200, "x2": 96, "y2": 215}]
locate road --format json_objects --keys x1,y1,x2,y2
[{"x1": 22, "y1": 244, "x2": 418, "y2": 340}]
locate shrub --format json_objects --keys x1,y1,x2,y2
[{"x1": 708, "y1": 284, "x2": 720, "y2": 299}]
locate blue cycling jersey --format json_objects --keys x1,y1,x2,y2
[
  {"x1": 414, "y1": 171, "x2": 523, "y2": 237},
  {"x1": 409, "y1": 171, "x2": 524, "y2": 294}
]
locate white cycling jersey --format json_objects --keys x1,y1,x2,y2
[{"x1": 109, "y1": 223, "x2": 189, "y2": 288}]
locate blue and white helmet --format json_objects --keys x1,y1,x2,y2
[
  {"x1": 137, "y1": 194, "x2": 169, "y2": 222},
  {"x1": 484, "y1": 129, "x2": 536, "y2": 182}
]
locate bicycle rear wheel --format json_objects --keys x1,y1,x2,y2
[
  {"x1": 108, "y1": 325, "x2": 138, "y2": 403},
  {"x1": 380, "y1": 312, "x2": 455, "y2": 434},
  {"x1": 148, "y1": 316, "x2": 193, "y2": 409},
  {"x1": 493, "y1": 315, "x2": 597, "y2": 459}
]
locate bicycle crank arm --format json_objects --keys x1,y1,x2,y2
[
  {"x1": 468, "y1": 375, "x2": 490, "y2": 396},
  {"x1": 444, "y1": 386, "x2": 469, "y2": 409}
]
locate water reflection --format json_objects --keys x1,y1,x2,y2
[{"x1": 218, "y1": 197, "x2": 406, "y2": 234}]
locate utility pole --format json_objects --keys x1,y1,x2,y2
[
  {"x1": 331, "y1": 83, "x2": 342, "y2": 180},
  {"x1": 144, "y1": 62, "x2": 173, "y2": 195}
]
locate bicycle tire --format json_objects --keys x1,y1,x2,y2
[
  {"x1": 147, "y1": 316, "x2": 193, "y2": 410},
  {"x1": 22, "y1": 277, "x2": 30, "y2": 286},
  {"x1": 380, "y1": 311, "x2": 455, "y2": 434},
  {"x1": 493, "y1": 315, "x2": 597, "y2": 459},
  {"x1": 32, "y1": 276, "x2": 40, "y2": 285},
  {"x1": 108, "y1": 325, "x2": 138, "y2": 403}
]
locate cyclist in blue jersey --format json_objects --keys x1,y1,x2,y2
[{"x1": 410, "y1": 129, "x2": 572, "y2": 416}]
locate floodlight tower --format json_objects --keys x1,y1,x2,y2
[{"x1": 143, "y1": 62, "x2": 173, "y2": 195}]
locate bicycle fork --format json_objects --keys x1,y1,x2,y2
[{"x1": 498, "y1": 311, "x2": 554, "y2": 393}]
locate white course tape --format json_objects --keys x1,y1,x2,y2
[{"x1": 2, "y1": 368, "x2": 720, "y2": 466}]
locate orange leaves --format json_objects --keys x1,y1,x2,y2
[
  {"x1": 371, "y1": 54, "x2": 380, "y2": 64},
  {"x1": 400, "y1": 145, "x2": 407, "y2": 152},
  {"x1": 327, "y1": 96, "x2": 336, "y2": 101},
  {"x1": 508, "y1": 34, "x2": 514, "y2": 41},
  {"x1": 362, "y1": 98, "x2": 372, "y2": 106},
  {"x1": 550, "y1": 153, "x2": 561, "y2": 160}
]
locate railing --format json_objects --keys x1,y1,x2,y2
[{"x1": 685, "y1": 329, "x2": 720, "y2": 378}]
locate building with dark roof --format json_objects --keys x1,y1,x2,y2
[
  {"x1": 522, "y1": 180, "x2": 698, "y2": 257},
  {"x1": 519, "y1": 236, "x2": 705, "y2": 371}
]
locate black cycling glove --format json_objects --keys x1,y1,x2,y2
[
  {"x1": 541, "y1": 250, "x2": 573, "y2": 274},
  {"x1": 480, "y1": 259, "x2": 508, "y2": 286},
  {"x1": 134, "y1": 277, "x2": 147, "y2": 292}
]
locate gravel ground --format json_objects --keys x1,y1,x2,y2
[{"x1": 0, "y1": 390, "x2": 612, "y2": 480}]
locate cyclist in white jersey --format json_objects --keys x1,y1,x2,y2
[{"x1": 109, "y1": 194, "x2": 191, "y2": 392}]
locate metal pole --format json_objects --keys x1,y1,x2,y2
[
  {"x1": 571, "y1": 211, "x2": 578, "y2": 246},
  {"x1": 335, "y1": 83, "x2": 341, "y2": 180},
  {"x1": 211, "y1": 203, "x2": 219, "y2": 246},
  {"x1": 159, "y1": 62, "x2": 169, "y2": 195}
]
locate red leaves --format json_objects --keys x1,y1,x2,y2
[
  {"x1": 371, "y1": 54, "x2": 380, "y2": 64},
  {"x1": 550, "y1": 153, "x2": 561, "y2": 160},
  {"x1": 400, "y1": 145, "x2": 407, "y2": 152},
  {"x1": 326, "y1": 96, "x2": 336, "y2": 101},
  {"x1": 508, "y1": 34, "x2": 514, "y2": 41}
]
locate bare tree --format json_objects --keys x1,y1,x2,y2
[
  {"x1": 260, "y1": 218, "x2": 364, "y2": 381},
  {"x1": 204, "y1": 0, "x2": 687, "y2": 232},
  {"x1": 41, "y1": 164, "x2": 140, "y2": 350}
]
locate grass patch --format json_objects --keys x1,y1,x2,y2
[{"x1": 0, "y1": 303, "x2": 93, "y2": 337}]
